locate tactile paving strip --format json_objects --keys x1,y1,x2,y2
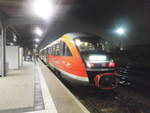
[{"x1": 34, "y1": 64, "x2": 45, "y2": 111}]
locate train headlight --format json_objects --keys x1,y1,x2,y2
[{"x1": 108, "y1": 60, "x2": 115, "y2": 68}]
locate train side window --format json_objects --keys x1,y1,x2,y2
[
  {"x1": 52, "y1": 45, "x2": 56, "y2": 56},
  {"x1": 60, "y1": 41, "x2": 65, "y2": 56},
  {"x1": 50, "y1": 47, "x2": 51, "y2": 55},
  {"x1": 54, "y1": 44, "x2": 57, "y2": 56},
  {"x1": 48, "y1": 47, "x2": 52, "y2": 55},
  {"x1": 55, "y1": 43, "x2": 60, "y2": 56},
  {"x1": 51, "y1": 46, "x2": 54, "y2": 55},
  {"x1": 65, "y1": 44, "x2": 72, "y2": 56},
  {"x1": 50, "y1": 47, "x2": 52, "y2": 55}
]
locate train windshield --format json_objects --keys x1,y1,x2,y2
[{"x1": 74, "y1": 37, "x2": 106, "y2": 54}]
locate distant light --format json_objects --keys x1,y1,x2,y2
[
  {"x1": 75, "y1": 39, "x2": 82, "y2": 46},
  {"x1": 85, "y1": 42, "x2": 88, "y2": 46},
  {"x1": 35, "y1": 38, "x2": 40, "y2": 43},
  {"x1": 13, "y1": 34, "x2": 17, "y2": 42},
  {"x1": 35, "y1": 44, "x2": 38, "y2": 48},
  {"x1": 116, "y1": 27, "x2": 125, "y2": 35},
  {"x1": 14, "y1": 35, "x2": 17, "y2": 39},
  {"x1": 108, "y1": 61, "x2": 115, "y2": 68},
  {"x1": 32, "y1": 0, "x2": 54, "y2": 20},
  {"x1": 120, "y1": 48, "x2": 124, "y2": 51},
  {"x1": 34, "y1": 27, "x2": 43, "y2": 36},
  {"x1": 105, "y1": 41, "x2": 108, "y2": 44},
  {"x1": 13, "y1": 38, "x2": 17, "y2": 42},
  {"x1": 10, "y1": 43, "x2": 14, "y2": 46}
]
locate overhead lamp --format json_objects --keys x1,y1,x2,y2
[
  {"x1": 34, "y1": 27, "x2": 43, "y2": 36},
  {"x1": 116, "y1": 27, "x2": 125, "y2": 35},
  {"x1": 10, "y1": 43, "x2": 14, "y2": 46},
  {"x1": 35, "y1": 44, "x2": 38, "y2": 48},
  {"x1": 35, "y1": 38, "x2": 40, "y2": 43},
  {"x1": 13, "y1": 38, "x2": 17, "y2": 42},
  {"x1": 13, "y1": 34, "x2": 17, "y2": 42},
  {"x1": 115, "y1": 27, "x2": 126, "y2": 50},
  {"x1": 32, "y1": 0, "x2": 54, "y2": 20}
]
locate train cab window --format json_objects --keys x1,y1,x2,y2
[
  {"x1": 60, "y1": 41, "x2": 72, "y2": 56},
  {"x1": 65, "y1": 44, "x2": 72, "y2": 56},
  {"x1": 74, "y1": 37, "x2": 105, "y2": 53}
]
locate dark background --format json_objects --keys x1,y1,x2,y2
[{"x1": 40, "y1": 0, "x2": 150, "y2": 48}]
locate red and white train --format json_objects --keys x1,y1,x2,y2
[{"x1": 40, "y1": 33, "x2": 119, "y2": 90}]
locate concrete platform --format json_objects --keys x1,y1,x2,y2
[
  {"x1": 0, "y1": 62, "x2": 34, "y2": 113},
  {"x1": 0, "y1": 60, "x2": 90, "y2": 113},
  {"x1": 37, "y1": 59, "x2": 90, "y2": 113}
]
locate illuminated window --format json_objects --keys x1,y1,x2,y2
[{"x1": 74, "y1": 37, "x2": 104, "y2": 53}]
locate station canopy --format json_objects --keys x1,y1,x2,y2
[{"x1": 0, "y1": 0, "x2": 71, "y2": 49}]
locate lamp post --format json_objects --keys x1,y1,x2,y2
[{"x1": 116, "y1": 27, "x2": 125, "y2": 50}]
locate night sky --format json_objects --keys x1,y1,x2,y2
[{"x1": 40, "y1": 0, "x2": 150, "y2": 48}]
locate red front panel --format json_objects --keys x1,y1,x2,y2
[{"x1": 48, "y1": 55, "x2": 88, "y2": 77}]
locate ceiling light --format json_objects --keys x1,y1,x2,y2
[
  {"x1": 32, "y1": 0, "x2": 54, "y2": 20},
  {"x1": 10, "y1": 43, "x2": 14, "y2": 46},
  {"x1": 35, "y1": 38, "x2": 40, "y2": 43},
  {"x1": 35, "y1": 44, "x2": 38, "y2": 48},
  {"x1": 13, "y1": 38, "x2": 17, "y2": 42},
  {"x1": 34, "y1": 27, "x2": 43, "y2": 36},
  {"x1": 116, "y1": 27, "x2": 125, "y2": 35}
]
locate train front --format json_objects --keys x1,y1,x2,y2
[{"x1": 74, "y1": 36, "x2": 119, "y2": 90}]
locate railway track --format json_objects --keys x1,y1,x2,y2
[
  {"x1": 69, "y1": 86, "x2": 150, "y2": 113},
  {"x1": 44, "y1": 61, "x2": 150, "y2": 113},
  {"x1": 56, "y1": 74, "x2": 150, "y2": 113}
]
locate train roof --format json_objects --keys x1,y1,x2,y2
[{"x1": 64, "y1": 32, "x2": 104, "y2": 40}]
